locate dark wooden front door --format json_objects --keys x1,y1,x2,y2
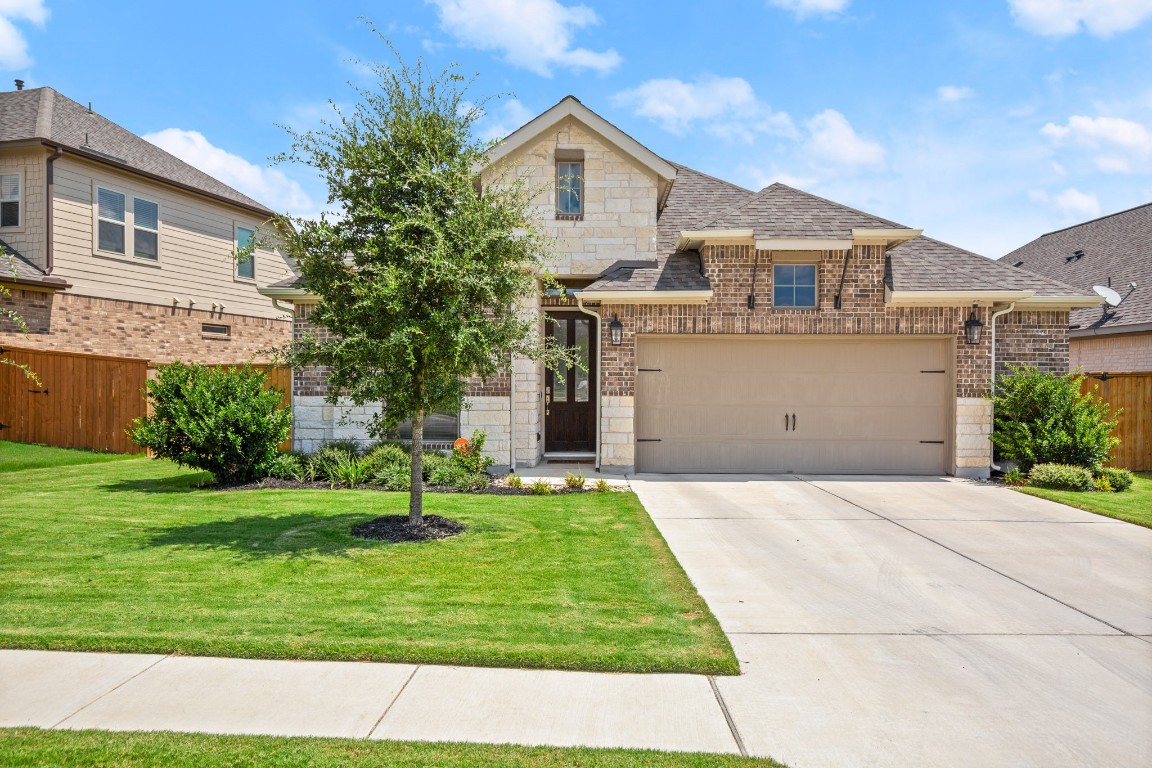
[{"x1": 545, "y1": 313, "x2": 597, "y2": 452}]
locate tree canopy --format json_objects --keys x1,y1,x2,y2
[{"x1": 276, "y1": 41, "x2": 567, "y2": 522}]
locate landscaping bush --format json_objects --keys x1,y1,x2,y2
[
  {"x1": 373, "y1": 464, "x2": 412, "y2": 491},
  {"x1": 530, "y1": 480, "x2": 553, "y2": 496},
  {"x1": 1096, "y1": 467, "x2": 1134, "y2": 492},
  {"x1": 1002, "y1": 468, "x2": 1026, "y2": 487},
  {"x1": 266, "y1": 452, "x2": 307, "y2": 481},
  {"x1": 129, "y1": 362, "x2": 291, "y2": 483},
  {"x1": 593, "y1": 478, "x2": 613, "y2": 493},
  {"x1": 507, "y1": 473, "x2": 523, "y2": 488},
  {"x1": 1093, "y1": 475, "x2": 1114, "y2": 493},
  {"x1": 990, "y1": 365, "x2": 1119, "y2": 473},
  {"x1": 453, "y1": 430, "x2": 496, "y2": 474},
  {"x1": 1029, "y1": 463, "x2": 1093, "y2": 492},
  {"x1": 564, "y1": 471, "x2": 586, "y2": 490}
]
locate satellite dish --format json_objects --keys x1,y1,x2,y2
[{"x1": 1093, "y1": 285, "x2": 1122, "y2": 307}]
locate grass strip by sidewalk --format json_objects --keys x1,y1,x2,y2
[
  {"x1": 0, "y1": 446, "x2": 736, "y2": 675},
  {"x1": 0, "y1": 728, "x2": 787, "y2": 768},
  {"x1": 1017, "y1": 472, "x2": 1152, "y2": 528}
]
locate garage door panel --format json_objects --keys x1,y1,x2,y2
[{"x1": 636, "y1": 337, "x2": 951, "y2": 475}]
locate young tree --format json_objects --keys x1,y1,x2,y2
[
  {"x1": 1, "y1": 244, "x2": 40, "y2": 384},
  {"x1": 276, "y1": 43, "x2": 568, "y2": 525}
]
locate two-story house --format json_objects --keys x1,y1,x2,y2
[
  {"x1": 0, "y1": 84, "x2": 294, "y2": 364},
  {"x1": 267, "y1": 96, "x2": 1099, "y2": 478}
]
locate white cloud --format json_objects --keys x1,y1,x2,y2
[
  {"x1": 739, "y1": 165, "x2": 818, "y2": 190},
  {"x1": 1008, "y1": 0, "x2": 1152, "y2": 37},
  {"x1": 142, "y1": 129, "x2": 319, "y2": 218},
  {"x1": 1041, "y1": 115, "x2": 1152, "y2": 172},
  {"x1": 805, "y1": 109, "x2": 886, "y2": 167},
  {"x1": 612, "y1": 76, "x2": 795, "y2": 143},
  {"x1": 474, "y1": 98, "x2": 536, "y2": 142},
  {"x1": 1030, "y1": 187, "x2": 1101, "y2": 219},
  {"x1": 767, "y1": 0, "x2": 850, "y2": 19},
  {"x1": 937, "y1": 85, "x2": 975, "y2": 102},
  {"x1": 428, "y1": 0, "x2": 621, "y2": 77},
  {"x1": 0, "y1": 0, "x2": 48, "y2": 70}
]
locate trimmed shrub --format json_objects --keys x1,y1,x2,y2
[
  {"x1": 564, "y1": 471, "x2": 586, "y2": 490},
  {"x1": 991, "y1": 365, "x2": 1119, "y2": 473},
  {"x1": 421, "y1": 452, "x2": 451, "y2": 481},
  {"x1": 1093, "y1": 475, "x2": 1114, "y2": 493},
  {"x1": 507, "y1": 473, "x2": 523, "y2": 489},
  {"x1": 266, "y1": 452, "x2": 306, "y2": 481},
  {"x1": 373, "y1": 464, "x2": 412, "y2": 491},
  {"x1": 129, "y1": 362, "x2": 291, "y2": 483},
  {"x1": 592, "y1": 478, "x2": 613, "y2": 493},
  {"x1": 530, "y1": 480, "x2": 553, "y2": 496},
  {"x1": 1029, "y1": 463, "x2": 1093, "y2": 492},
  {"x1": 1096, "y1": 467, "x2": 1134, "y2": 492},
  {"x1": 427, "y1": 460, "x2": 489, "y2": 492}
]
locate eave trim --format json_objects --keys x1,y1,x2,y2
[
  {"x1": 578, "y1": 289, "x2": 712, "y2": 305},
  {"x1": 886, "y1": 289, "x2": 1035, "y2": 307}
]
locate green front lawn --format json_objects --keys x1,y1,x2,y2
[
  {"x1": 0, "y1": 445, "x2": 736, "y2": 674},
  {"x1": 0, "y1": 729, "x2": 785, "y2": 768},
  {"x1": 1018, "y1": 472, "x2": 1152, "y2": 528},
  {"x1": 0, "y1": 440, "x2": 135, "y2": 473}
]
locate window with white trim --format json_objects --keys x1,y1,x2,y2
[
  {"x1": 95, "y1": 187, "x2": 160, "y2": 260},
  {"x1": 1, "y1": 173, "x2": 22, "y2": 228},
  {"x1": 235, "y1": 225, "x2": 256, "y2": 280}
]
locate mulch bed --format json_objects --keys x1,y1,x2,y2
[{"x1": 351, "y1": 514, "x2": 466, "y2": 542}]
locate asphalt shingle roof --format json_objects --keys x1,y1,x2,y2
[
  {"x1": 1000, "y1": 203, "x2": 1152, "y2": 330},
  {"x1": 0, "y1": 87, "x2": 273, "y2": 215},
  {"x1": 698, "y1": 182, "x2": 905, "y2": 239},
  {"x1": 0, "y1": 238, "x2": 66, "y2": 286},
  {"x1": 887, "y1": 236, "x2": 1087, "y2": 297},
  {"x1": 586, "y1": 251, "x2": 709, "y2": 292}
]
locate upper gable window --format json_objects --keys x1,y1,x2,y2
[
  {"x1": 773, "y1": 264, "x2": 817, "y2": 308},
  {"x1": 0, "y1": 173, "x2": 20, "y2": 229},
  {"x1": 556, "y1": 160, "x2": 583, "y2": 219},
  {"x1": 235, "y1": 225, "x2": 256, "y2": 281},
  {"x1": 95, "y1": 186, "x2": 160, "y2": 261}
]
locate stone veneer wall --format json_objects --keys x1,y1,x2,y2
[
  {"x1": 1070, "y1": 331, "x2": 1152, "y2": 373},
  {"x1": 0, "y1": 287, "x2": 289, "y2": 363}
]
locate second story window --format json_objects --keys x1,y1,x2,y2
[
  {"x1": 97, "y1": 188, "x2": 127, "y2": 254},
  {"x1": 556, "y1": 160, "x2": 583, "y2": 219},
  {"x1": 96, "y1": 187, "x2": 160, "y2": 261},
  {"x1": 0, "y1": 173, "x2": 20, "y2": 228},
  {"x1": 235, "y1": 225, "x2": 256, "y2": 280},
  {"x1": 773, "y1": 264, "x2": 818, "y2": 308}
]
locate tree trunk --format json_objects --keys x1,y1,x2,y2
[{"x1": 409, "y1": 408, "x2": 424, "y2": 526}]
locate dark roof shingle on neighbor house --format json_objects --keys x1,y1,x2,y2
[
  {"x1": 0, "y1": 87, "x2": 273, "y2": 216},
  {"x1": 0, "y1": 238, "x2": 68, "y2": 288},
  {"x1": 1000, "y1": 203, "x2": 1152, "y2": 331}
]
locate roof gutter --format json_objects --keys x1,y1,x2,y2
[
  {"x1": 1070, "y1": 321, "x2": 1152, "y2": 338},
  {"x1": 578, "y1": 289, "x2": 712, "y2": 304},
  {"x1": 24, "y1": 139, "x2": 277, "y2": 221}
]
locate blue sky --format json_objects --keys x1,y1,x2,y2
[{"x1": 5, "y1": 0, "x2": 1152, "y2": 256}]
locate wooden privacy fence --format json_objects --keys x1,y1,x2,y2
[
  {"x1": 0, "y1": 345, "x2": 291, "y2": 455},
  {"x1": 1081, "y1": 373, "x2": 1151, "y2": 472}
]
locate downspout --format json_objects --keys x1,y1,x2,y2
[
  {"x1": 988, "y1": 302, "x2": 1016, "y2": 472},
  {"x1": 575, "y1": 294, "x2": 602, "y2": 473},
  {"x1": 45, "y1": 144, "x2": 63, "y2": 274},
  {"x1": 270, "y1": 298, "x2": 294, "y2": 315},
  {"x1": 508, "y1": 299, "x2": 517, "y2": 472}
]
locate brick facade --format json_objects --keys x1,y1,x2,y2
[
  {"x1": 995, "y1": 311, "x2": 1071, "y2": 378},
  {"x1": 600, "y1": 245, "x2": 1002, "y2": 400},
  {"x1": 0, "y1": 287, "x2": 290, "y2": 363},
  {"x1": 1070, "y1": 332, "x2": 1152, "y2": 374}
]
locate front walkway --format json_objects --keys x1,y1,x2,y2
[{"x1": 631, "y1": 474, "x2": 1152, "y2": 768}]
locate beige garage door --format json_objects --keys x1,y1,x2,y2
[{"x1": 635, "y1": 336, "x2": 952, "y2": 474}]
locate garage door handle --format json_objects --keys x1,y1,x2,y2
[
  {"x1": 791, "y1": 413, "x2": 796, "y2": 431},
  {"x1": 784, "y1": 413, "x2": 790, "y2": 431}
]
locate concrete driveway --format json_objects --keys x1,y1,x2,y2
[{"x1": 631, "y1": 475, "x2": 1152, "y2": 768}]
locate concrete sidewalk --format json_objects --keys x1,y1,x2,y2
[{"x1": 0, "y1": 649, "x2": 742, "y2": 755}]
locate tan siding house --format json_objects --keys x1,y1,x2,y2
[{"x1": 0, "y1": 85, "x2": 294, "y2": 363}]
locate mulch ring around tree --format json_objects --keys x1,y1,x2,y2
[{"x1": 352, "y1": 514, "x2": 465, "y2": 543}]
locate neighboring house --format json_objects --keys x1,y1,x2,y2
[
  {"x1": 264, "y1": 96, "x2": 1098, "y2": 477},
  {"x1": 0, "y1": 84, "x2": 294, "y2": 364},
  {"x1": 1000, "y1": 203, "x2": 1151, "y2": 374}
]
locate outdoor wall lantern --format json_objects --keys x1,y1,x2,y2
[
  {"x1": 609, "y1": 314, "x2": 623, "y2": 346},
  {"x1": 963, "y1": 305, "x2": 984, "y2": 345}
]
